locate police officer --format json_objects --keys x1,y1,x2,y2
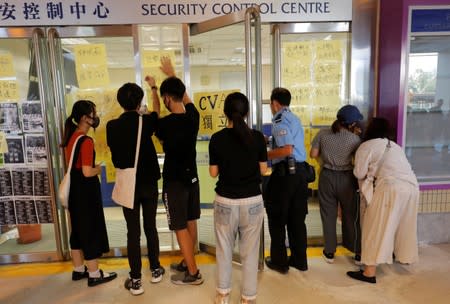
[{"x1": 264, "y1": 87, "x2": 309, "y2": 273}]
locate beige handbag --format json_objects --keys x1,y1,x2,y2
[{"x1": 112, "y1": 115, "x2": 142, "y2": 209}]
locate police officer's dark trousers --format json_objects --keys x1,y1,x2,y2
[{"x1": 265, "y1": 165, "x2": 309, "y2": 269}]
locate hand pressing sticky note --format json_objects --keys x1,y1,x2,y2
[{"x1": 0, "y1": 132, "x2": 8, "y2": 153}]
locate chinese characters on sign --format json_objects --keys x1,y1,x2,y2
[
  {"x1": 0, "y1": 1, "x2": 110, "y2": 22},
  {"x1": 194, "y1": 89, "x2": 239, "y2": 137}
]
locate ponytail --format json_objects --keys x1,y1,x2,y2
[
  {"x1": 61, "y1": 115, "x2": 77, "y2": 147},
  {"x1": 224, "y1": 92, "x2": 253, "y2": 147},
  {"x1": 231, "y1": 112, "x2": 253, "y2": 147}
]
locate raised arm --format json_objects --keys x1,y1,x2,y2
[
  {"x1": 144, "y1": 75, "x2": 160, "y2": 117},
  {"x1": 160, "y1": 56, "x2": 176, "y2": 77}
]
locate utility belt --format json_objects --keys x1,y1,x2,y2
[{"x1": 272, "y1": 161, "x2": 305, "y2": 176}]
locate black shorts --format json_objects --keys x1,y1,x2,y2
[{"x1": 162, "y1": 180, "x2": 200, "y2": 231}]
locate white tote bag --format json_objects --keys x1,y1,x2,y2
[
  {"x1": 112, "y1": 116, "x2": 142, "y2": 209},
  {"x1": 58, "y1": 135, "x2": 84, "y2": 208}
]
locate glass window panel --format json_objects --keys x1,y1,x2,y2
[{"x1": 405, "y1": 36, "x2": 450, "y2": 183}]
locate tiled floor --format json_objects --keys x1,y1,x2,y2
[{"x1": 1, "y1": 243, "x2": 450, "y2": 304}]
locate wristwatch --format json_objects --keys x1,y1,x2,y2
[{"x1": 151, "y1": 86, "x2": 157, "y2": 90}]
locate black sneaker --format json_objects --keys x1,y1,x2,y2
[
  {"x1": 151, "y1": 266, "x2": 165, "y2": 283},
  {"x1": 264, "y1": 257, "x2": 289, "y2": 274},
  {"x1": 124, "y1": 277, "x2": 144, "y2": 295},
  {"x1": 87, "y1": 269, "x2": 117, "y2": 287},
  {"x1": 322, "y1": 250, "x2": 335, "y2": 264},
  {"x1": 170, "y1": 260, "x2": 188, "y2": 272},
  {"x1": 72, "y1": 265, "x2": 88, "y2": 281},
  {"x1": 170, "y1": 270, "x2": 204, "y2": 285},
  {"x1": 346, "y1": 270, "x2": 376, "y2": 284}
]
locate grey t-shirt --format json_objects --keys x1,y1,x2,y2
[{"x1": 311, "y1": 128, "x2": 361, "y2": 171}]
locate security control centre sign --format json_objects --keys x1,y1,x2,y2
[{"x1": 0, "y1": 0, "x2": 352, "y2": 26}]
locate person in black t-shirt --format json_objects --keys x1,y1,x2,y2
[
  {"x1": 106, "y1": 82, "x2": 164, "y2": 295},
  {"x1": 209, "y1": 92, "x2": 267, "y2": 304},
  {"x1": 153, "y1": 59, "x2": 203, "y2": 285}
]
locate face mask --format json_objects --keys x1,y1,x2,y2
[{"x1": 90, "y1": 116, "x2": 100, "y2": 128}]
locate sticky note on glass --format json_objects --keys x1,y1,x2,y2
[{"x1": 0, "y1": 132, "x2": 8, "y2": 153}]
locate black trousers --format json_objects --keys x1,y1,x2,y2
[
  {"x1": 123, "y1": 181, "x2": 160, "y2": 279},
  {"x1": 265, "y1": 168, "x2": 309, "y2": 268}
]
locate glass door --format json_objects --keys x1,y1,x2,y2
[
  {"x1": 0, "y1": 28, "x2": 62, "y2": 263},
  {"x1": 271, "y1": 23, "x2": 351, "y2": 246},
  {"x1": 47, "y1": 25, "x2": 185, "y2": 257},
  {"x1": 189, "y1": 8, "x2": 262, "y2": 263}
]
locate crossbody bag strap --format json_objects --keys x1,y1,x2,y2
[
  {"x1": 374, "y1": 139, "x2": 391, "y2": 178},
  {"x1": 66, "y1": 135, "x2": 84, "y2": 173},
  {"x1": 133, "y1": 115, "x2": 143, "y2": 169}
]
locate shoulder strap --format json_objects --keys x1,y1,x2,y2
[
  {"x1": 66, "y1": 135, "x2": 85, "y2": 172},
  {"x1": 374, "y1": 139, "x2": 391, "y2": 177},
  {"x1": 133, "y1": 115, "x2": 143, "y2": 169}
]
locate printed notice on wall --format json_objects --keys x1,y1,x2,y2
[
  {"x1": 21, "y1": 101, "x2": 44, "y2": 133},
  {"x1": 0, "y1": 167, "x2": 53, "y2": 225},
  {"x1": 0, "y1": 102, "x2": 21, "y2": 133}
]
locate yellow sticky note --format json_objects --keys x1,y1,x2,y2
[
  {"x1": 290, "y1": 86, "x2": 314, "y2": 106},
  {"x1": 74, "y1": 89, "x2": 102, "y2": 104},
  {"x1": 282, "y1": 41, "x2": 313, "y2": 64},
  {"x1": 314, "y1": 63, "x2": 342, "y2": 84},
  {"x1": 314, "y1": 40, "x2": 343, "y2": 62},
  {"x1": 314, "y1": 85, "x2": 342, "y2": 106},
  {"x1": 142, "y1": 67, "x2": 170, "y2": 88},
  {"x1": 0, "y1": 132, "x2": 8, "y2": 153},
  {"x1": 304, "y1": 127, "x2": 311, "y2": 146},
  {"x1": 290, "y1": 105, "x2": 311, "y2": 127},
  {"x1": 312, "y1": 105, "x2": 340, "y2": 126},
  {"x1": 141, "y1": 50, "x2": 176, "y2": 68},
  {"x1": 74, "y1": 44, "x2": 108, "y2": 66},
  {"x1": 75, "y1": 64, "x2": 110, "y2": 89},
  {"x1": 105, "y1": 160, "x2": 116, "y2": 183},
  {"x1": 0, "y1": 80, "x2": 19, "y2": 101},
  {"x1": 0, "y1": 54, "x2": 15, "y2": 77}
]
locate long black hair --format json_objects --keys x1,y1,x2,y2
[
  {"x1": 61, "y1": 100, "x2": 96, "y2": 147},
  {"x1": 223, "y1": 92, "x2": 253, "y2": 147}
]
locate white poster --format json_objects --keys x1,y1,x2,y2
[{"x1": 21, "y1": 101, "x2": 44, "y2": 133}]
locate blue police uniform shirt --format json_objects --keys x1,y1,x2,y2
[{"x1": 271, "y1": 107, "x2": 306, "y2": 164}]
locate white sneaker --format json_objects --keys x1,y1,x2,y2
[
  {"x1": 215, "y1": 292, "x2": 230, "y2": 304},
  {"x1": 151, "y1": 266, "x2": 165, "y2": 283},
  {"x1": 124, "y1": 278, "x2": 144, "y2": 296},
  {"x1": 322, "y1": 250, "x2": 335, "y2": 264}
]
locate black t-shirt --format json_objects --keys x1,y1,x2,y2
[
  {"x1": 209, "y1": 128, "x2": 268, "y2": 198},
  {"x1": 156, "y1": 103, "x2": 199, "y2": 182},
  {"x1": 106, "y1": 111, "x2": 161, "y2": 187}
]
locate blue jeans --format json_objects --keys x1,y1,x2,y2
[{"x1": 214, "y1": 194, "x2": 264, "y2": 300}]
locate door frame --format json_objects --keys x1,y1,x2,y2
[
  {"x1": 189, "y1": 7, "x2": 263, "y2": 266},
  {"x1": 0, "y1": 28, "x2": 62, "y2": 264}
]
